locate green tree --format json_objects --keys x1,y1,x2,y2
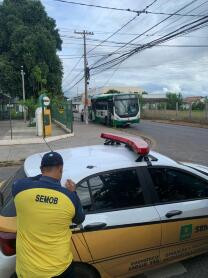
[
  {"x1": 166, "y1": 92, "x2": 183, "y2": 110},
  {"x1": 105, "y1": 89, "x2": 121, "y2": 94},
  {"x1": 0, "y1": 0, "x2": 63, "y2": 98},
  {"x1": 192, "y1": 101, "x2": 205, "y2": 110},
  {"x1": 19, "y1": 97, "x2": 38, "y2": 123}
]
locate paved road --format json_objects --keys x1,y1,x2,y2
[{"x1": 130, "y1": 120, "x2": 208, "y2": 166}]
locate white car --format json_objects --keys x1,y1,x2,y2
[{"x1": 0, "y1": 133, "x2": 208, "y2": 278}]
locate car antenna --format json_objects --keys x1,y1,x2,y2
[{"x1": 42, "y1": 137, "x2": 54, "y2": 152}]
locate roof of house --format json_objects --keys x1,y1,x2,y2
[{"x1": 183, "y1": 96, "x2": 204, "y2": 103}]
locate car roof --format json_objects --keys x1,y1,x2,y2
[{"x1": 24, "y1": 144, "x2": 178, "y2": 185}]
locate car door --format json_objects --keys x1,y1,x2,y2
[
  {"x1": 147, "y1": 166, "x2": 208, "y2": 265},
  {"x1": 77, "y1": 167, "x2": 161, "y2": 278}
]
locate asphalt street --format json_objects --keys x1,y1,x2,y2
[{"x1": 131, "y1": 120, "x2": 208, "y2": 166}]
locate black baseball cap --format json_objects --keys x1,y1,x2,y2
[{"x1": 40, "y1": 152, "x2": 63, "y2": 168}]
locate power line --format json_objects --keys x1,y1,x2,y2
[
  {"x1": 60, "y1": 31, "x2": 208, "y2": 39},
  {"x1": 64, "y1": 75, "x2": 84, "y2": 92},
  {"x1": 99, "y1": 62, "x2": 123, "y2": 89},
  {"x1": 63, "y1": 20, "x2": 208, "y2": 92},
  {"x1": 88, "y1": 0, "x2": 159, "y2": 69},
  {"x1": 51, "y1": 0, "x2": 157, "y2": 14},
  {"x1": 61, "y1": 1, "x2": 208, "y2": 93},
  {"x1": 86, "y1": 0, "x2": 159, "y2": 54},
  {"x1": 62, "y1": 56, "x2": 83, "y2": 83},
  {"x1": 158, "y1": 44, "x2": 208, "y2": 47},
  {"x1": 52, "y1": 0, "x2": 207, "y2": 17},
  {"x1": 90, "y1": 0, "x2": 200, "y2": 69},
  {"x1": 62, "y1": 0, "x2": 158, "y2": 91},
  {"x1": 61, "y1": 41, "x2": 208, "y2": 48},
  {"x1": 60, "y1": 43, "x2": 208, "y2": 62},
  {"x1": 150, "y1": 0, "x2": 208, "y2": 36},
  {"x1": 86, "y1": 14, "x2": 138, "y2": 54},
  {"x1": 90, "y1": 15, "x2": 208, "y2": 75},
  {"x1": 145, "y1": 10, "x2": 207, "y2": 17}
]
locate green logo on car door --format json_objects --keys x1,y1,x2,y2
[{"x1": 180, "y1": 224, "x2": 193, "y2": 240}]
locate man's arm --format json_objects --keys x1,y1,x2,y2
[
  {"x1": 65, "y1": 179, "x2": 85, "y2": 225},
  {"x1": 71, "y1": 192, "x2": 85, "y2": 224}
]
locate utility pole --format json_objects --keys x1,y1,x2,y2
[
  {"x1": 74, "y1": 30, "x2": 93, "y2": 124},
  {"x1": 20, "y1": 66, "x2": 26, "y2": 122}
]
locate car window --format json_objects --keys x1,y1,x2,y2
[
  {"x1": 76, "y1": 181, "x2": 93, "y2": 212},
  {"x1": 0, "y1": 166, "x2": 26, "y2": 216},
  {"x1": 87, "y1": 169, "x2": 145, "y2": 211},
  {"x1": 149, "y1": 167, "x2": 208, "y2": 203}
]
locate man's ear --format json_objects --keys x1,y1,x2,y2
[{"x1": 59, "y1": 165, "x2": 63, "y2": 174}]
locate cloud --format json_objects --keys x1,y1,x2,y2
[{"x1": 41, "y1": 0, "x2": 208, "y2": 97}]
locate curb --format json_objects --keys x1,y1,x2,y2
[
  {"x1": 144, "y1": 119, "x2": 208, "y2": 129},
  {"x1": 112, "y1": 126, "x2": 156, "y2": 149},
  {"x1": 0, "y1": 160, "x2": 24, "y2": 167},
  {"x1": 53, "y1": 119, "x2": 72, "y2": 133},
  {"x1": 0, "y1": 133, "x2": 74, "y2": 146}
]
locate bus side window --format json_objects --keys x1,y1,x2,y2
[{"x1": 108, "y1": 101, "x2": 113, "y2": 114}]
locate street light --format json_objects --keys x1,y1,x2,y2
[{"x1": 20, "y1": 65, "x2": 26, "y2": 122}]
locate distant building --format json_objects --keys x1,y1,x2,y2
[
  {"x1": 183, "y1": 96, "x2": 205, "y2": 104},
  {"x1": 182, "y1": 96, "x2": 206, "y2": 109},
  {"x1": 142, "y1": 93, "x2": 167, "y2": 109},
  {"x1": 88, "y1": 86, "x2": 145, "y2": 95},
  {"x1": 71, "y1": 95, "x2": 83, "y2": 113},
  {"x1": 142, "y1": 94, "x2": 167, "y2": 103}
]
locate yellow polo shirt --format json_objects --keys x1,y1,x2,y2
[{"x1": 13, "y1": 176, "x2": 85, "y2": 278}]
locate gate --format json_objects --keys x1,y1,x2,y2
[{"x1": 51, "y1": 99, "x2": 73, "y2": 133}]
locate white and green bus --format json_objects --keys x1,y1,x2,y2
[{"x1": 90, "y1": 93, "x2": 140, "y2": 127}]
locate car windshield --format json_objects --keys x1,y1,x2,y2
[
  {"x1": 0, "y1": 166, "x2": 26, "y2": 216},
  {"x1": 114, "y1": 97, "x2": 139, "y2": 117}
]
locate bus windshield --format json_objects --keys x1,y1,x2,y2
[{"x1": 114, "y1": 97, "x2": 139, "y2": 118}]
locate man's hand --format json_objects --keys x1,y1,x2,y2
[{"x1": 65, "y1": 179, "x2": 76, "y2": 192}]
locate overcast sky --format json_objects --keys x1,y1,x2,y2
[{"x1": 41, "y1": 0, "x2": 208, "y2": 97}]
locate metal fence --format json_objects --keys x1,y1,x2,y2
[
  {"x1": 141, "y1": 103, "x2": 208, "y2": 124},
  {"x1": 0, "y1": 102, "x2": 24, "y2": 120},
  {"x1": 51, "y1": 99, "x2": 73, "y2": 132}
]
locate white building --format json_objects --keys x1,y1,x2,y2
[{"x1": 88, "y1": 86, "x2": 145, "y2": 95}]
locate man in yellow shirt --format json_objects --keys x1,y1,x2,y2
[{"x1": 12, "y1": 152, "x2": 85, "y2": 278}]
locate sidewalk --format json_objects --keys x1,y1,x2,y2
[
  {"x1": 0, "y1": 121, "x2": 148, "y2": 163},
  {"x1": 0, "y1": 120, "x2": 65, "y2": 140},
  {"x1": 0, "y1": 120, "x2": 73, "y2": 145}
]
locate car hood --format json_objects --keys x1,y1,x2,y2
[{"x1": 181, "y1": 162, "x2": 208, "y2": 174}]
